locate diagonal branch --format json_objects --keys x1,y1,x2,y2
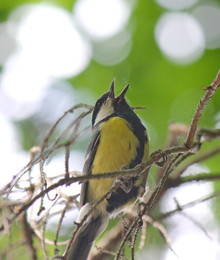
[
  {"x1": 156, "y1": 190, "x2": 220, "y2": 220},
  {"x1": 185, "y1": 70, "x2": 220, "y2": 148},
  {"x1": 167, "y1": 172, "x2": 220, "y2": 187}
]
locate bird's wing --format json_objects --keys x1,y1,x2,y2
[{"x1": 80, "y1": 126, "x2": 100, "y2": 207}]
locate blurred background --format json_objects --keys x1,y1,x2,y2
[{"x1": 0, "y1": 0, "x2": 220, "y2": 259}]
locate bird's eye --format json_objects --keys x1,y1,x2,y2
[{"x1": 96, "y1": 101, "x2": 101, "y2": 108}]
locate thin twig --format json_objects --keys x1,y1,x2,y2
[
  {"x1": 130, "y1": 206, "x2": 143, "y2": 260},
  {"x1": 64, "y1": 145, "x2": 70, "y2": 179},
  {"x1": 64, "y1": 183, "x2": 123, "y2": 258},
  {"x1": 142, "y1": 215, "x2": 177, "y2": 256},
  {"x1": 167, "y1": 172, "x2": 220, "y2": 187},
  {"x1": 156, "y1": 190, "x2": 220, "y2": 220},
  {"x1": 54, "y1": 199, "x2": 71, "y2": 256},
  {"x1": 172, "y1": 146, "x2": 220, "y2": 178},
  {"x1": 185, "y1": 70, "x2": 220, "y2": 148},
  {"x1": 179, "y1": 211, "x2": 212, "y2": 240},
  {"x1": 2, "y1": 105, "x2": 92, "y2": 196},
  {"x1": 115, "y1": 218, "x2": 139, "y2": 260},
  {"x1": 95, "y1": 246, "x2": 128, "y2": 260},
  {"x1": 0, "y1": 146, "x2": 189, "y2": 232},
  {"x1": 20, "y1": 212, "x2": 37, "y2": 260}
]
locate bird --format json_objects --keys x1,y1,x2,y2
[{"x1": 64, "y1": 80, "x2": 149, "y2": 260}]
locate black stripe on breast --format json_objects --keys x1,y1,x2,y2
[{"x1": 106, "y1": 179, "x2": 139, "y2": 212}]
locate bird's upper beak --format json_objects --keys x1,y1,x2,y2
[{"x1": 109, "y1": 79, "x2": 115, "y2": 99}]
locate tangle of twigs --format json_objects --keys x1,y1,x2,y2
[{"x1": 0, "y1": 71, "x2": 220, "y2": 260}]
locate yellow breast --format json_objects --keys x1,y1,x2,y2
[{"x1": 87, "y1": 117, "x2": 139, "y2": 204}]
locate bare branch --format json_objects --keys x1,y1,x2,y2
[
  {"x1": 156, "y1": 190, "x2": 220, "y2": 220},
  {"x1": 179, "y1": 211, "x2": 212, "y2": 240},
  {"x1": 172, "y1": 146, "x2": 220, "y2": 178},
  {"x1": 185, "y1": 70, "x2": 220, "y2": 148},
  {"x1": 20, "y1": 213, "x2": 37, "y2": 260},
  {"x1": 167, "y1": 172, "x2": 220, "y2": 187}
]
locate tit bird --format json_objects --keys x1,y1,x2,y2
[{"x1": 65, "y1": 80, "x2": 149, "y2": 260}]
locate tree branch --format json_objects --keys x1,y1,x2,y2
[
  {"x1": 167, "y1": 172, "x2": 220, "y2": 187},
  {"x1": 185, "y1": 70, "x2": 220, "y2": 148}
]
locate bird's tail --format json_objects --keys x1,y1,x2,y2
[{"x1": 64, "y1": 204, "x2": 109, "y2": 260}]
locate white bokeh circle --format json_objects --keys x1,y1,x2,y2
[
  {"x1": 193, "y1": 4, "x2": 220, "y2": 49},
  {"x1": 74, "y1": 0, "x2": 130, "y2": 40},
  {"x1": 156, "y1": 0, "x2": 198, "y2": 11},
  {"x1": 155, "y1": 12, "x2": 205, "y2": 64},
  {"x1": 0, "y1": 4, "x2": 92, "y2": 119},
  {"x1": 92, "y1": 30, "x2": 132, "y2": 66},
  {"x1": 17, "y1": 4, "x2": 91, "y2": 78}
]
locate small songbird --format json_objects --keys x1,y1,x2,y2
[{"x1": 65, "y1": 80, "x2": 149, "y2": 260}]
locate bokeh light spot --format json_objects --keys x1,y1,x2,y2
[
  {"x1": 92, "y1": 30, "x2": 132, "y2": 66},
  {"x1": 155, "y1": 12, "x2": 205, "y2": 64},
  {"x1": 193, "y1": 4, "x2": 220, "y2": 49},
  {"x1": 0, "y1": 4, "x2": 91, "y2": 120},
  {"x1": 156, "y1": 0, "x2": 198, "y2": 11},
  {"x1": 16, "y1": 4, "x2": 91, "y2": 78},
  {"x1": 0, "y1": 23, "x2": 16, "y2": 65},
  {"x1": 74, "y1": 0, "x2": 130, "y2": 40}
]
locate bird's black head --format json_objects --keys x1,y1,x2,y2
[{"x1": 92, "y1": 79, "x2": 132, "y2": 127}]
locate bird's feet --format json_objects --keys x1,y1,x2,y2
[{"x1": 113, "y1": 176, "x2": 133, "y2": 193}]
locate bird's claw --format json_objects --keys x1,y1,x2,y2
[
  {"x1": 113, "y1": 177, "x2": 133, "y2": 193},
  {"x1": 151, "y1": 149, "x2": 167, "y2": 167}
]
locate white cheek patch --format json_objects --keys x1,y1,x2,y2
[{"x1": 94, "y1": 100, "x2": 114, "y2": 125}]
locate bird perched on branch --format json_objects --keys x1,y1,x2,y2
[{"x1": 64, "y1": 80, "x2": 149, "y2": 260}]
